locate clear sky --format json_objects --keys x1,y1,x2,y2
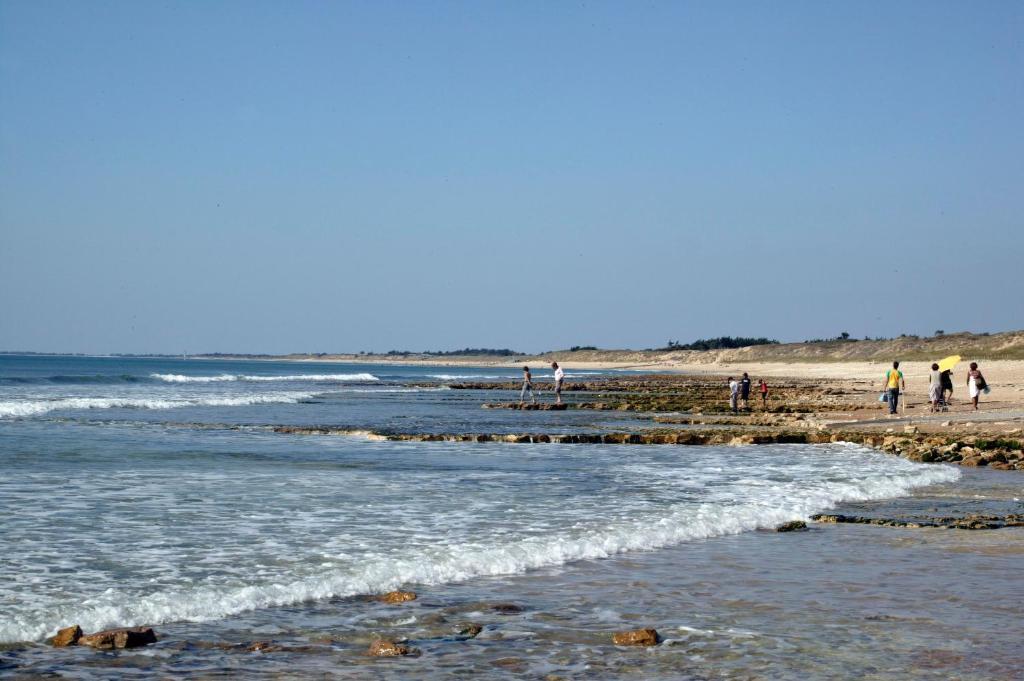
[{"x1": 1, "y1": 1, "x2": 1022, "y2": 354}]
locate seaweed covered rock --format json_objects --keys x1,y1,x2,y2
[{"x1": 776, "y1": 520, "x2": 808, "y2": 532}]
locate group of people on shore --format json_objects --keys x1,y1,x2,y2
[
  {"x1": 519, "y1": 362, "x2": 564, "y2": 406},
  {"x1": 518, "y1": 360, "x2": 991, "y2": 415},
  {"x1": 884, "y1": 360, "x2": 988, "y2": 415},
  {"x1": 727, "y1": 373, "x2": 769, "y2": 413}
]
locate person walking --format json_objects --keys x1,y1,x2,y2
[
  {"x1": 551, "y1": 362, "x2": 565, "y2": 405},
  {"x1": 519, "y1": 366, "x2": 536, "y2": 406},
  {"x1": 739, "y1": 373, "x2": 751, "y2": 411},
  {"x1": 967, "y1": 362, "x2": 987, "y2": 410},
  {"x1": 928, "y1": 363, "x2": 943, "y2": 412},
  {"x1": 940, "y1": 368, "x2": 954, "y2": 404},
  {"x1": 728, "y1": 376, "x2": 739, "y2": 414},
  {"x1": 759, "y1": 379, "x2": 769, "y2": 409},
  {"x1": 882, "y1": 361, "x2": 905, "y2": 415}
]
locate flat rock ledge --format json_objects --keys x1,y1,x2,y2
[
  {"x1": 811, "y1": 513, "x2": 1024, "y2": 530},
  {"x1": 483, "y1": 403, "x2": 568, "y2": 410},
  {"x1": 612, "y1": 628, "x2": 660, "y2": 646},
  {"x1": 51, "y1": 625, "x2": 157, "y2": 649}
]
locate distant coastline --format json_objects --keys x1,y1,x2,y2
[{"x1": 4, "y1": 329, "x2": 1023, "y2": 366}]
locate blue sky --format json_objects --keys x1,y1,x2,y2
[{"x1": 1, "y1": 1, "x2": 1021, "y2": 354}]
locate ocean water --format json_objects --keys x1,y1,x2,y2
[{"x1": 1, "y1": 355, "x2": 1020, "y2": 679}]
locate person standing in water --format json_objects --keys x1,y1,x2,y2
[
  {"x1": 551, "y1": 362, "x2": 565, "y2": 405},
  {"x1": 882, "y1": 361, "x2": 905, "y2": 415},
  {"x1": 759, "y1": 379, "x2": 769, "y2": 410},
  {"x1": 519, "y1": 366, "x2": 536, "y2": 406},
  {"x1": 967, "y1": 362, "x2": 987, "y2": 410}
]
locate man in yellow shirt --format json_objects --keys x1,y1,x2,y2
[{"x1": 882, "y1": 361, "x2": 905, "y2": 415}]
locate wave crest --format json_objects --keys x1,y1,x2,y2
[
  {"x1": 151, "y1": 373, "x2": 378, "y2": 383},
  {"x1": 0, "y1": 392, "x2": 318, "y2": 419}
]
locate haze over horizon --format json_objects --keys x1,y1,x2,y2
[{"x1": 2, "y1": 2, "x2": 1022, "y2": 355}]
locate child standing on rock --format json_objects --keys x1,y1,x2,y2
[{"x1": 759, "y1": 379, "x2": 769, "y2": 409}]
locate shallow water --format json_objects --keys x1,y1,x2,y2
[{"x1": 1, "y1": 355, "x2": 1021, "y2": 679}]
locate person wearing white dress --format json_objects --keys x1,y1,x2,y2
[{"x1": 966, "y1": 362, "x2": 986, "y2": 410}]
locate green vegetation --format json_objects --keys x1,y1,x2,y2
[
  {"x1": 385, "y1": 348, "x2": 525, "y2": 357},
  {"x1": 974, "y1": 438, "x2": 1022, "y2": 451},
  {"x1": 661, "y1": 337, "x2": 779, "y2": 351}
]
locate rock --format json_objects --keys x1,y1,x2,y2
[
  {"x1": 247, "y1": 641, "x2": 281, "y2": 652},
  {"x1": 367, "y1": 639, "x2": 418, "y2": 657},
  {"x1": 959, "y1": 456, "x2": 986, "y2": 467},
  {"x1": 379, "y1": 590, "x2": 417, "y2": 604},
  {"x1": 455, "y1": 623, "x2": 483, "y2": 638},
  {"x1": 941, "y1": 421, "x2": 952, "y2": 427},
  {"x1": 776, "y1": 520, "x2": 808, "y2": 532},
  {"x1": 50, "y1": 625, "x2": 83, "y2": 647},
  {"x1": 491, "y1": 603, "x2": 524, "y2": 614},
  {"x1": 613, "y1": 628, "x2": 660, "y2": 646},
  {"x1": 78, "y1": 627, "x2": 158, "y2": 650},
  {"x1": 903, "y1": 425, "x2": 919, "y2": 434},
  {"x1": 491, "y1": 657, "x2": 526, "y2": 669}
]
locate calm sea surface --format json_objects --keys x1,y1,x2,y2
[{"x1": 1, "y1": 355, "x2": 1021, "y2": 679}]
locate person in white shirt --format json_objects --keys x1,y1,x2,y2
[
  {"x1": 551, "y1": 362, "x2": 565, "y2": 404},
  {"x1": 728, "y1": 377, "x2": 739, "y2": 413}
]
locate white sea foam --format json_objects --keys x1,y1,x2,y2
[
  {"x1": 0, "y1": 442, "x2": 959, "y2": 642},
  {"x1": 0, "y1": 392, "x2": 317, "y2": 418},
  {"x1": 151, "y1": 373, "x2": 379, "y2": 383}
]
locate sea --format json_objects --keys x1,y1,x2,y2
[{"x1": 1, "y1": 354, "x2": 1021, "y2": 679}]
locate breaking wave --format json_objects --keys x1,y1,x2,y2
[
  {"x1": 0, "y1": 392, "x2": 318, "y2": 419},
  {"x1": 150, "y1": 373, "x2": 379, "y2": 383},
  {"x1": 1, "y1": 444, "x2": 959, "y2": 642}
]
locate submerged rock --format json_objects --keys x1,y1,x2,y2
[
  {"x1": 50, "y1": 625, "x2": 83, "y2": 647},
  {"x1": 455, "y1": 623, "x2": 483, "y2": 638},
  {"x1": 367, "y1": 639, "x2": 419, "y2": 657},
  {"x1": 78, "y1": 626, "x2": 158, "y2": 650},
  {"x1": 612, "y1": 628, "x2": 660, "y2": 646},
  {"x1": 491, "y1": 603, "x2": 524, "y2": 614},
  {"x1": 379, "y1": 590, "x2": 417, "y2": 604},
  {"x1": 246, "y1": 640, "x2": 282, "y2": 652}
]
